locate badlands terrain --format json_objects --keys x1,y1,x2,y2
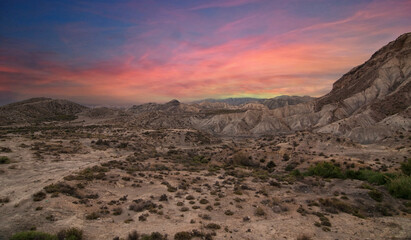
[{"x1": 0, "y1": 33, "x2": 410, "y2": 240}]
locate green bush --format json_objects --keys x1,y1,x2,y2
[
  {"x1": 306, "y1": 162, "x2": 343, "y2": 178},
  {"x1": 0, "y1": 156, "x2": 10, "y2": 164},
  {"x1": 355, "y1": 170, "x2": 387, "y2": 185},
  {"x1": 401, "y1": 159, "x2": 411, "y2": 176},
  {"x1": 10, "y1": 231, "x2": 57, "y2": 240},
  {"x1": 387, "y1": 176, "x2": 411, "y2": 199}
]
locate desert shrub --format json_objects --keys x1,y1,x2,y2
[
  {"x1": 129, "y1": 200, "x2": 157, "y2": 212},
  {"x1": 57, "y1": 227, "x2": 83, "y2": 240},
  {"x1": 95, "y1": 139, "x2": 110, "y2": 146},
  {"x1": 224, "y1": 210, "x2": 234, "y2": 216},
  {"x1": 180, "y1": 207, "x2": 189, "y2": 212},
  {"x1": 174, "y1": 231, "x2": 192, "y2": 240},
  {"x1": 85, "y1": 212, "x2": 100, "y2": 220},
  {"x1": 282, "y1": 154, "x2": 290, "y2": 161},
  {"x1": 192, "y1": 155, "x2": 209, "y2": 164},
  {"x1": 10, "y1": 231, "x2": 57, "y2": 240},
  {"x1": 255, "y1": 206, "x2": 265, "y2": 216},
  {"x1": 348, "y1": 170, "x2": 387, "y2": 185},
  {"x1": 368, "y1": 189, "x2": 383, "y2": 202},
  {"x1": 205, "y1": 223, "x2": 221, "y2": 229},
  {"x1": 138, "y1": 215, "x2": 147, "y2": 221},
  {"x1": 112, "y1": 207, "x2": 123, "y2": 215},
  {"x1": 140, "y1": 232, "x2": 167, "y2": 240},
  {"x1": 186, "y1": 195, "x2": 195, "y2": 200},
  {"x1": 285, "y1": 162, "x2": 298, "y2": 172},
  {"x1": 159, "y1": 194, "x2": 168, "y2": 201},
  {"x1": 252, "y1": 169, "x2": 270, "y2": 180},
  {"x1": 318, "y1": 198, "x2": 364, "y2": 218},
  {"x1": 0, "y1": 156, "x2": 10, "y2": 164},
  {"x1": 32, "y1": 191, "x2": 46, "y2": 201},
  {"x1": 44, "y1": 183, "x2": 77, "y2": 196},
  {"x1": 64, "y1": 166, "x2": 108, "y2": 181},
  {"x1": 232, "y1": 152, "x2": 255, "y2": 167},
  {"x1": 167, "y1": 185, "x2": 177, "y2": 192},
  {"x1": 199, "y1": 214, "x2": 211, "y2": 220},
  {"x1": 266, "y1": 161, "x2": 276, "y2": 169},
  {"x1": 401, "y1": 159, "x2": 411, "y2": 176},
  {"x1": 306, "y1": 162, "x2": 343, "y2": 178},
  {"x1": 297, "y1": 234, "x2": 312, "y2": 240},
  {"x1": 387, "y1": 176, "x2": 411, "y2": 199},
  {"x1": 0, "y1": 147, "x2": 12, "y2": 152},
  {"x1": 290, "y1": 169, "x2": 302, "y2": 178},
  {"x1": 127, "y1": 231, "x2": 139, "y2": 240}
]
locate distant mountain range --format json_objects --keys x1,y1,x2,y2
[
  {"x1": 1, "y1": 32, "x2": 410, "y2": 143},
  {"x1": 194, "y1": 95, "x2": 315, "y2": 109}
]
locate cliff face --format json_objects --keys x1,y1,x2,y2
[{"x1": 192, "y1": 33, "x2": 411, "y2": 142}]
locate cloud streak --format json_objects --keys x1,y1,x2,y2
[{"x1": 0, "y1": 0, "x2": 410, "y2": 105}]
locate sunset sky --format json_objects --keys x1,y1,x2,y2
[{"x1": 0, "y1": 0, "x2": 410, "y2": 105}]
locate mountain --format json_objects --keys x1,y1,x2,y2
[
  {"x1": 194, "y1": 98, "x2": 263, "y2": 106},
  {"x1": 194, "y1": 95, "x2": 314, "y2": 109},
  {"x1": 192, "y1": 32, "x2": 411, "y2": 142},
  {"x1": 0, "y1": 97, "x2": 88, "y2": 125},
  {"x1": 259, "y1": 95, "x2": 315, "y2": 109}
]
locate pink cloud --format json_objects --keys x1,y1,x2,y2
[{"x1": 1, "y1": 0, "x2": 410, "y2": 104}]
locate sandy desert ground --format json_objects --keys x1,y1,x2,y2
[{"x1": 1, "y1": 123, "x2": 410, "y2": 239}]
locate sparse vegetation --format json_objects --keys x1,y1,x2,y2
[
  {"x1": 57, "y1": 227, "x2": 83, "y2": 240},
  {"x1": 387, "y1": 176, "x2": 411, "y2": 199},
  {"x1": 205, "y1": 223, "x2": 221, "y2": 230},
  {"x1": 232, "y1": 152, "x2": 255, "y2": 167},
  {"x1": 368, "y1": 189, "x2": 383, "y2": 202},
  {"x1": 0, "y1": 156, "x2": 10, "y2": 164},
  {"x1": 32, "y1": 191, "x2": 46, "y2": 201},
  {"x1": 255, "y1": 206, "x2": 266, "y2": 216},
  {"x1": 85, "y1": 212, "x2": 100, "y2": 220},
  {"x1": 306, "y1": 162, "x2": 343, "y2": 178},
  {"x1": 1, "y1": 79, "x2": 410, "y2": 239},
  {"x1": 112, "y1": 207, "x2": 123, "y2": 215},
  {"x1": 10, "y1": 231, "x2": 57, "y2": 240},
  {"x1": 401, "y1": 159, "x2": 411, "y2": 176}
]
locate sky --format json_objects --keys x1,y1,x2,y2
[{"x1": 0, "y1": 0, "x2": 410, "y2": 105}]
